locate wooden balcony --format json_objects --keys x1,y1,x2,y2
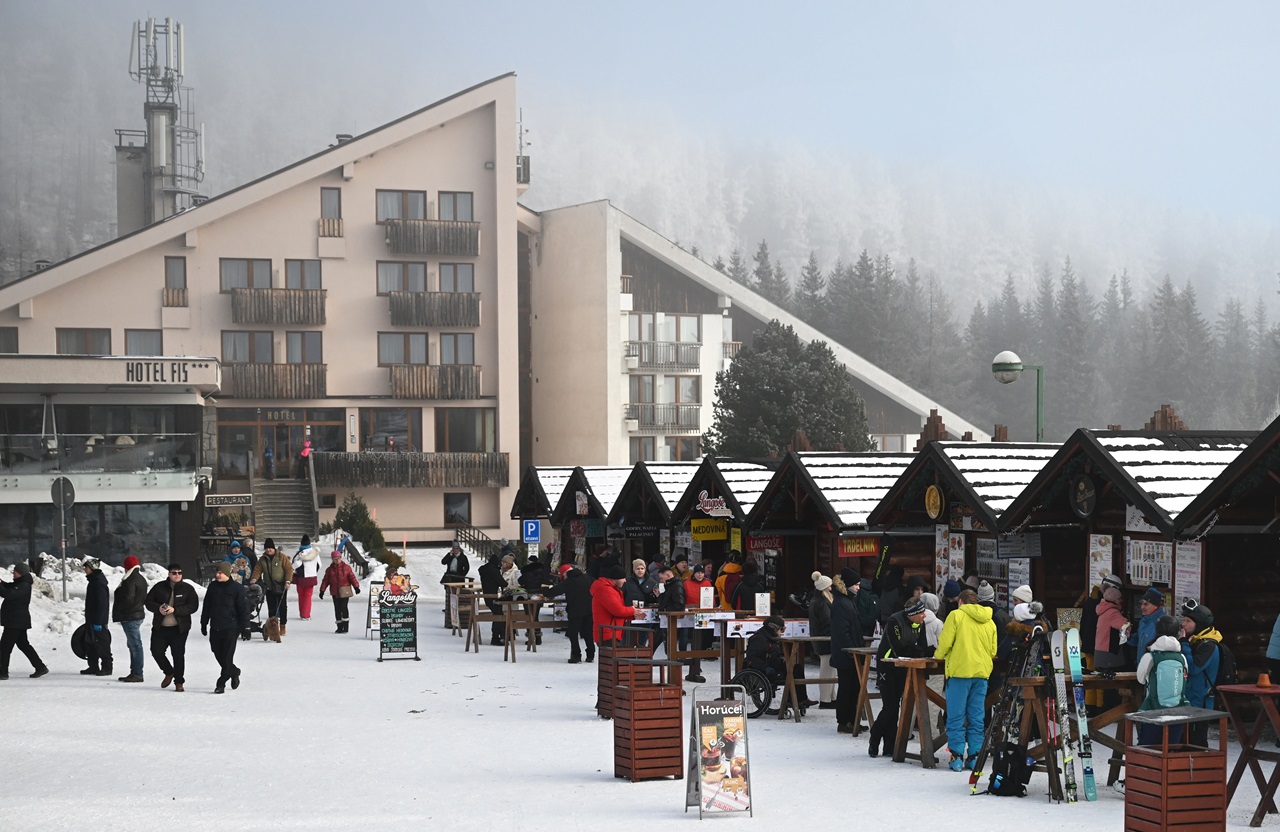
[
  {"x1": 318, "y1": 217, "x2": 343, "y2": 238},
  {"x1": 626, "y1": 403, "x2": 702, "y2": 433},
  {"x1": 389, "y1": 364, "x2": 482, "y2": 399},
  {"x1": 222, "y1": 363, "x2": 327, "y2": 398},
  {"x1": 162, "y1": 287, "x2": 188, "y2": 308},
  {"x1": 312, "y1": 451, "x2": 509, "y2": 489},
  {"x1": 384, "y1": 218, "x2": 481, "y2": 257},
  {"x1": 388, "y1": 291, "x2": 481, "y2": 327},
  {"x1": 624, "y1": 340, "x2": 701, "y2": 372},
  {"x1": 231, "y1": 288, "x2": 327, "y2": 326},
  {"x1": 723, "y1": 341, "x2": 742, "y2": 359}
]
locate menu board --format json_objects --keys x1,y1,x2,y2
[
  {"x1": 1125, "y1": 538, "x2": 1173, "y2": 585},
  {"x1": 1088, "y1": 534, "x2": 1113, "y2": 591},
  {"x1": 378, "y1": 588, "x2": 420, "y2": 661},
  {"x1": 687, "y1": 699, "x2": 752, "y2": 816},
  {"x1": 948, "y1": 533, "x2": 966, "y2": 582},
  {"x1": 364, "y1": 580, "x2": 384, "y2": 637},
  {"x1": 1006, "y1": 559, "x2": 1030, "y2": 612},
  {"x1": 1174, "y1": 541, "x2": 1202, "y2": 605},
  {"x1": 934, "y1": 525, "x2": 949, "y2": 594}
]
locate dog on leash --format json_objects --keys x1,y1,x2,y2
[{"x1": 262, "y1": 616, "x2": 282, "y2": 643}]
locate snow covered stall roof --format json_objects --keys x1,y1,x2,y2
[
  {"x1": 670, "y1": 457, "x2": 777, "y2": 525},
  {"x1": 548, "y1": 466, "x2": 635, "y2": 526},
  {"x1": 1173, "y1": 412, "x2": 1280, "y2": 536},
  {"x1": 746, "y1": 451, "x2": 917, "y2": 532},
  {"x1": 509, "y1": 465, "x2": 577, "y2": 519},
  {"x1": 605, "y1": 461, "x2": 702, "y2": 527}
]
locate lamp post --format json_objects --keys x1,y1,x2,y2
[{"x1": 991, "y1": 350, "x2": 1045, "y2": 442}]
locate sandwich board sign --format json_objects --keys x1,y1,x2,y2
[
  {"x1": 686, "y1": 689, "x2": 753, "y2": 817},
  {"x1": 377, "y1": 586, "x2": 420, "y2": 661}
]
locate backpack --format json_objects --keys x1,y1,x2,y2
[
  {"x1": 1214, "y1": 641, "x2": 1238, "y2": 687},
  {"x1": 1145, "y1": 651, "x2": 1188, "y2": 709},
  {"x1": 987, "y1": 741, "x2": 1031, "y2": 797}
]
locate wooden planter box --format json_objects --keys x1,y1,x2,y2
[
  {"x1": 596, "y1": 643, "x2": 653, "y2": 720},
  {"x1": 1124, "y1": 708, "x2": 1228, "y2": 832},
  {"x1": 613, "y1": 677, "x2": 683, "y2": 782}
]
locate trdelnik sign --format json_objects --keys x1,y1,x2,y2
[{"x1": 695, "y1": 490, "x2": 732, "y2": 518}]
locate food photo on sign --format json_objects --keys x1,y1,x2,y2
[{"x1": 698, "y1": 705, "x2": 750, "y2": 813}]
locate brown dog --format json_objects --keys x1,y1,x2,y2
[{"x1": 262, "y1": 616, "x2": 282, "y2": 643}]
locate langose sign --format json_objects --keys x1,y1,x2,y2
[{"x1": 696, "y1": 490, "x2": 732, "y2": 518}]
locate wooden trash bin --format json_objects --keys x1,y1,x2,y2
[
  {"x1": 614, "y1": 658, "x2": 684, "y2": 782},
  {"x1": 1124, "y1": 706, "x2": 1229, "y2": 832},
  {"x1": 597, "y1": 626, "x2": 655, "y2": 720}
]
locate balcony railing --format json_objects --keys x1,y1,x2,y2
[
  {"x1": 162, "y1": 287, "x2": 188, "y2": 308},
  {"x1": 318, "y1": 217, "x2": 344, "y2": 238},
  {"x1": 723, "y1": 341, "x2": 742, "y2": 359},
  {"x1": 624, "y1": 340, "x2": 702, "y2": 372},
  {"x1": 620, "y1": 274, "x2": 632, "y2": 294},
  {"x1": 231, "y1": 288, "x2": 327, "y2": 326},
  {"x1": 385, "y1": 218, "x2": 481, "y2": 257},
  {"x1": 626, "y1": 403, "x2": 702, "y2": 433},
  {"x1": 388, "y1": 291, "x2": 481, "y2": 327},
  {"x1": 389, "y1": 364, "x2": 482, "y2": 399},
  {"x1": 222, "y1": 363, "x2": 327, "y2": 398},
  {"x1": 516, "y1": 155, "x2": 531, "y2": 185},
  {"x1": 0, "y1": 433, "x2": 199, "y2": 475},
  {"x1": 312, "y1": 451, "x2": 509, "y2": 489}
]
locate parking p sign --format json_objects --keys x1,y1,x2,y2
[{"x1": 522, "y1": 519, "x2": 540, "y2": 544}]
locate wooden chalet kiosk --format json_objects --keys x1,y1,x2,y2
[
  {"x1": 668, "y1": 456, "x2": 776, "y2": 589},
  {"x1": 867, "y1": 440, "x2": 1059, "y2": 608},
  {"x1": 603, "y1": 461, "x2": 701, "y2": 562},
  {"x1": 549, "y1": 466, "x2": 633, "y2": 568},
  {"x1": 745, "y1": 451, "x2": 915, "y2": 614},
  {"x1": 508, "y1": 465, "x2": 575, "y2": 561},
  {"x1": 995, "y1": 418, "x2": 1254, "y2": 628}
]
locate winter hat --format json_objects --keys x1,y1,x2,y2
[
  {"x1": 1013, "y1": 603, "x2": 1036, "y2": 623},
  {"x1": 812, "y1": 571, "x2": 833, "y2": 593},
  {"x1": 215, "y1": 562, "x2": 233, "y2": 577},
  {"x1": 527, "y1": 553, "x2": 540, "y2": 563},
  {"x1": 12, "y1": 562, "x2": 29, "y2": 577},
  {"x1": 1101, "y1": 573, "x2": 1123, "y2": 592},
  {"x1": 903, "y1": 598, "x2": 927, "y2": 617},
  {"x1": 300, "y1": 534, "x2": 311, "y2": 547},
  {"x1": 632, "y1": 559, "x2": 646, "y2": 570},
  {"x1": 859, "y1": 578, "x2": 873, "y2": 593},
  {"x1": 230, "y1": 540, "x2": 241, "y2": 550},
  {"x1": 1102, "y1": 586, "x2": 1123, "y2": 604},
  {"x1": 1156, "y1": 614, "x2": 1181, "y2": 638},
  {"x1": 964, "y1": 575, "x2": 981, "y2": 590},
  {"x1": 604, "y1": 564, "x2": 626, "y2": 581},
  {"x1": 977, "y1": 580, "x2": 996, "y2": 603},
  {"x1": 764, "y1": 615, "x2": 786, "y2": 633},
  {"x1": 558, "y1": 563, "x2": 574, "y2": 578},
  {"x1": 123, "y1": 556, "x2": 140, "y2": 570},
  {"x1": 692, "y1": 563, "x2": 706, "y2": 576},
  {"x1": 1011, "y1": 584, "x2": 1034, "y2": 604},
  {"x1": 83, "y1": 557, "x2": 100, "y2": 571},
  {"x1": 330, "y1": 550, "x2": 343, "y2": 559},
  {"x1": 263, "y1": 538, "x2": 276, "y2": 551},
  {"x1": 920, "y1": 592, "x2": 941, "y2": 613},
  {"x1": 840, "y1": 567, "x2": 860, "y2": 586},
  {"x1": 1142, "y1": 587, "x2": 1165, "y2": 607},
  {"x1": 943, "y1": 579, "x2": 962, "y2": 600},
  {"x1": 674, "y1": 553, "x2": 689, "y2": 566},
  {"x1": 905, "y1": 574, "x2": 928, "y2": 593},
  {"x1": 1181, "y1": 600, "x2": 1213, "y2": 630}
]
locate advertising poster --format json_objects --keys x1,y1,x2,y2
[
  {"x1": 1088, "y1": 534, "x2": 1113, "y2": 591},
  {"x1": 754, "y1": 593, "x2": 770, "y2": 617},
  {"x1": 688, "y1": 700, "x2": 752, "y2": 815},
  {"x1": 700, "y1": 586, "x2": 715, "y2": 610},
  {"x1": 365, "y1": 580, "x2": 385, "y2": 636},
  {"x1": 934, "y1": 525, "x2": 949, "y2": 594},
  {"x1": 1125, "y1": 538, "x2": 1173, "y2": 585},
  {"x1": 1174, "y1": 541, "x2": 1202, "y2": 605},
  {"x1": 1006, "y1": 559, "x2": 1030, "y2": 611},
  {"x1": 948, "y1": 533, "x2": 966, "y2": 582},
  {"x1": 378, "y1": 587, "x2": 420, "y2": 661}
]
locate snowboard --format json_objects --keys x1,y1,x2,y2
[
  {"x1": 1050, "y1": 629, "x2": 1079, "y2": 803},
  {"x1": 1065, "y1": 628, "x2": 1098, "y2": 800}
]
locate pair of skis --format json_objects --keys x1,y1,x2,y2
[{"x1": 1050, "y1": 628, "x2": 1097, "y2": 802}]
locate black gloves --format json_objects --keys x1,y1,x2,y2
[
  {"x1": 201, "y1": 624, "x2": 208, "y2": 636},
  {"x1": 355, "y1": 587, "x2": 361, "y2": 594}
]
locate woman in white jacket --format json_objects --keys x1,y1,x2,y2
[{"x1": 292, "y1": 535, "x2": 322, "y2": 620}]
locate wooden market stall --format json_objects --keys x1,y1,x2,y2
[
  {"x1": 603, "y1": 461, "x2": 701, "y2": 562},
  {"x1": 668, "y1": 456, "x2": 776, "y2": 594},
  {"x1": 549, "y1": 465, "x2": 633, "y2": 568}
]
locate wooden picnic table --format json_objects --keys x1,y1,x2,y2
[
  {"x1": 777, "y1": 636, "x2": 839, "y2": 722},
  {"x1": 884, "y1": 656, "x2": 947, "y2": 768},
  {"x1": 442, "y1": 581, "x2": 479, "y2": 636},
  {"x1": 1219, "y1": 683, "x2": 1280, "y2": 827},
  {"x1": 846, "y1": 646, "x2": 882, "y2": 737}
]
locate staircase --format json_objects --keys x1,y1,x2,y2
[
  {"x1": 455, "y1": 522, "x2": 501, "y2": 564},
  {"x1": 251, "y1": 479, "x2": 315, "y2": 551}
]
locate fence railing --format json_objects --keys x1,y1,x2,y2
[
  {"x1": 222, "y1": 363, "x2": 327, "y2": 398},
  {"x1": 0, "y1": 433, "x2": 200, "y2": 475},
  {"x1": 312, "y1": 451, "x2": 509, "y2": 489},
  {"x1": 231, "y1": 288, "x2": 327, "y2": 326},
  {"x1": 624, "y1": 341, "x2": 701, "y2": 372},
  {"x1": 625, "y1": 403, "x2": 702, "y2": 432},
  {"x1": 388, "y1": 291, "x2": 481, "y2": 327},
  {"x1": 385, "y1": 219, "x2": 481, "y2": 257},
  {"x1": 389, "y1": 364, "x2": 482, "y2": 399}
]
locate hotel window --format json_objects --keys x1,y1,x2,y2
[
  {"x1": 438, "y1": 191, "x2": 473, "y2": 222},
  {"x1": 674, "y1": 376, "x2": 701, "y2": 403},
  {"x1": 219, "y1": 258, "x2": 271, "y2": 292},
  {"x1": 222, "y1": 331, "x2": 273, "y2": 364},
  {"x1": 675, "y1": 314, "x2": 701, "y2": 343},
  {"x1": 0, "y1": 327, "x2": 17, "y2": 353},
  {"x1": 359, "y1": 407, "x2": 423, "y2": 451},
  {"x1": 164, "y1": 256, "x2": 187, "y2": 289},
  {"x1": 320, "y1": 188, "x2": 342, "y2": 219},
  {"x1": 286, "y1": 332, "x2": 323, "y2": 364},
  {"x1": 629, "y1": 375, "x2": 654, "y2": 404},
  {"x1": 124, "y1": 330, "x2": 163, "y2": 356},
  {"x1": 377, "y1": 262, "x2": 427, "y2": 294},
  {"x1": 443, "y1": 493, "x2": 472, "y2": 526},
  {"x1": 375, "y1": 190, "x2": 426, "y2": 222},
  {"x1": 435, "y1": 408, "x2": 496, "y2": 452},
  {"x1": 285, "y1": 260, "x2": 321, "y2": 290},
  {"x1": 377, "y1": 333, "x2": 428, "y2": 366},
  {"x1": 56, "y1": 328, "x2": 111, "y2": 356},
  {"x1": 630, "y1": 437, "x2": 655, "y2": 464},
  {"x1": 439, "y1": 263, "x2": 474, "y2": 293},
  {"x1": 628, "y1": 313, "x2": 655, "y2": 342},
  {"x1": 665, "y1": 437, "x2": 701, "y2": 461},
  {"x1": 439, "y1": 333, "x2": 474, "y2": 365}
]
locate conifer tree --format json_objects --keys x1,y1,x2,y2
[{"x1": 795, "y1": 251, "x2": 828, "y2": 333}]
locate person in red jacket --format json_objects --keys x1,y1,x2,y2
[
  {"x1": 318, "y1": 550, "x2": 361, "y2": 634},
  {"x1": 590, "y1": 565, "x2": 635, "y2": 644}
]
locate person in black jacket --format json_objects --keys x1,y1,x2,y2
[
  {"x1": 652, "y1": 566, "x2": 686, "y2": 658},
  {"x1": 477, "y1": 553, "x2": 505, "y2": 646},
  {"x1": 145, "y1": 564, "x2": 200, "y2": 692},
  {"x1": 82, "y1": 558, "x2": 112, "y2": 677},
  {"x1": 829, "y1": 572, "x2": 864, "y2": 733},
  {"x1": 519, "y1": 554, "x2": 549, "y2": 595},
  {"x1": 868, "y1": 597, "x2": 933, "y2": 757},
  {"x1": 731, "y1": 560, "x2": 766, "y2": 611},
  {"x1": 1, "y1": 563, "x2": 47, "y2": 680},
  {"x1": 439, "y1": 543, "x2": 470, "y2": 585},
  {"x1": 112, "y1": 556, "x2": 148, "y2": 683},
  {"x1": 202, "y1": 563, "x2": 250, "y2": 693},
  {"x1": 544, "y1": 566, "x2": 594, "y2": 663}
]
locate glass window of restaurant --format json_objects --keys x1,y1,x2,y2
[
  {"x1": 0, "y1": 503, "x2": 171, "y2": 568},
  {"x1": 435, "y1": 408, "x2": 495, "y2": 453},
  {"x1": 215, "y1": 408, "x2": 345, "y2": 478},
  {"x1": 359, "y1": 408, "x2": 423, "y2": 451}
]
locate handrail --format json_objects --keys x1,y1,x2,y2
[
  {"x1": 306, "y1": 451, "x2": 320, "y2": 533},
  {"x1": 246, "y1": 450, "x2": 257, "y2": 530},
  {"x1": 454, "y1": 522, "x2": 501, "y2": 565}
]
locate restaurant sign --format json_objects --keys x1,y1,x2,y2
[
  {"x1": 205, "y1": 493, "x2": 252, "y2": 507},
  {"x1": 747, "y1": 534, "x2": 783, "y2": 552},
  {"x1": 377, "y1": 587, "x2": 420, "y2": 662},
  {"x1": 691, "y1": 519, "x2": 728, "y2": 540},
  {"x1": 687, "y1": 698, "x2": 753, "y2": 817},
  {"x1": 838, "y1": 536, "x2": 878, "y2": 557},
  {"x1": 624, "y1": 522, "x2": 661, "y2": 539},
  {"x1": 695, "y1": 490, "x2": 733, "y2": 518}
]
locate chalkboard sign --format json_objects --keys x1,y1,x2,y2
[{"x1": 377, "y1": 588, "x2": 421, "y2": 661}]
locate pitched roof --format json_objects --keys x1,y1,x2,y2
[
  {"x1": 671, "y1": 457, "x2": 778, "y2": 525},
  {"x1": 867, "y1": 441, "x2": 1059, "y2": 533},
  {"x1": 549, "y1": 466, "x2": 634, "y2": 525},
  {"x1": 509, "y1": 465, "x2": 576, "y2": 519},
  {"x1": 746, "y1": 451, "x2": 916, "y2": 531},
  {"x1": 604, "y1": 461, "x2": 702, "y2": 526},
  {"x1": 1172, "y1": 414, "x2": 1280, "y2": 535},
  {"x1": 997, "y1": 429, "x2": 1255, "y2": 537},
  {"x1": 0, "y1": 73, "x2": 517, "y2": 311}
]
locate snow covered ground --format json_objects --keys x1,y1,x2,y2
[{"x1": 3, "y1": 545, "x2": 1273, "y2": 830}]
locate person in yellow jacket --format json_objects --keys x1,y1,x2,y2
[{"x1": 934, "y1": 587, "x2": 998, "y2": 772}]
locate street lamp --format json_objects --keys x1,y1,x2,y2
[{"x1": 991, "y1": 350, "x2": 1045, "y2": 442}]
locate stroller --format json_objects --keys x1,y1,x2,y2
[{"x1": 242, "y1": 583, "x2": 266, "y2": 641}]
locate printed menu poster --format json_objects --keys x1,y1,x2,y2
[
  {"x1": 693, "y1": 700, "x2": 751, "y2": 814},
  {"x1": 754, "y1": 593, "x2": 770, "y2": 617},
  {"x1": 948, "y1": 533, "x2": 966, "y2": 582},
  {"x1": 1174, "y1": 541, "x2": 1202, "y2": 606},
  {"x1": 1006, "y1": 559, "x2": 1030, "y2": 612},
  {"x1": 1088, "y1": 534, "x2": 1113, "y2": 591},
  {"x1": 935, "y1": 525, "x2": 949, "y2": 594}
]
